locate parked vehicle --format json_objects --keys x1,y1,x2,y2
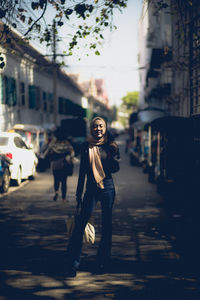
[
  {"x1": 129, "y1": 143, "x2": 141, "y2": 166},
  {"x1": 0, "y1": 132, "x2": 38, "y2": 186},
  {"x1": 8, "y1": 124, "x2": 46, "y2": 156},
  {"x1": 0, "y1": 153, "x2": 11, "y2": 193},
  {"x1": 146, "y1": 116, "x2": 192, "y2": 193},
  {"x1": 129, "y1": 130, "x2": 143, "y2": 167}
]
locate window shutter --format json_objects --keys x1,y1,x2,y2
[{"x1": 29, "y1": 85, "x2": 36, "y2": 109}]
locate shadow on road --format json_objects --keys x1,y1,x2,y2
[
  {"x1": 1, "y1": 198, "x2": 200, "y2": 300},
  {"x1": 0, "y1": 138, "x2": 200, "y2": 299}
]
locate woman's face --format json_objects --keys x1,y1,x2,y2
[{"x1": 92, "y1": 119, "x2": 106, "y2": 139}]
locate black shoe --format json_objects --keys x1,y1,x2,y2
[
  {"x1": 94, "y1": 261, "x2": 110, "y2": 274},
  {"x1": 94, "y1": 263, "x2": 110, "y2": 275},
  {"x1": 66, "y1": 267, "x2": 77, "y2": 278},
  {"x1": 95, "y1": 263, "x2": 105, "y2": 274},
  {"x1": 66, "y1": 260, "x2": 80, "y2": 278},
  {"x1": 94, "y1": 256, "x2": 111, "y2": 274}
]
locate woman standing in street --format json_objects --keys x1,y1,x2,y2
[
  {"x1": 44, "y1": 126, "x2": 74, "y2": 202},
  {"x1": 66, "y1": 116, "x2": 120, "y2": 277}
]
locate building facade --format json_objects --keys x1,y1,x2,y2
[
  {"x1": 138, "y1": 0, "x2": 200, "y2": 122},
  {"x1": 138, "y1": 0, "x2": 172, "y2": 116},
  {"x1": 80, "y1": 77, "x2": 111, "y2": 122},
  {"x1": 170, "y1": 0, "x2": 200, "y2": 118},
  {"x1": 0, "y1": 25, "x2": 87, "y2": 132}
]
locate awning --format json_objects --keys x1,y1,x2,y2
[
  {"x1": 59, "y1": 97, "x2": 86, "y2": 118},
  {"x1": 138, "y1": 107, "x2": 165, "y2": 123},
  {"x1": 150, "y1": 116, "x2": 192, "y2": 135}
]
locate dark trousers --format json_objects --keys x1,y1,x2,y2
[
  {"x1": 53, "y1": 170, "x2": 68, "y2": 199},
  {"x1": 67, "y1": 178, "x2": 115, "y2": 265}
]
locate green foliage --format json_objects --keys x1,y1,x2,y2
[
  {"x1": 118, "y1": 91, "x2": 139, "y2": 127},
  {"x1": 0, "y1": 55, "x2": 5, "y2": 69},
  {"x1": 0, "y1": 0, "x2": 128, "y2": 68},
  {"x1": 121, "y1": 91, "x2": 139, "y2": 111}
]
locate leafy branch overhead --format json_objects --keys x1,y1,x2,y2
[{"x1": 0, "y1": 0, "x2": 128, "y2": 59}]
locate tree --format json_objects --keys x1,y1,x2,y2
[
  {"x1": 0, "y1": 0, "x2": 128, "y2": 68},
  {"x1": 121, "y1": 91, "x2": 139, "y2": 111},
  {"x1": 117, "y1": 91, "x2": 139, "y2": 127}
]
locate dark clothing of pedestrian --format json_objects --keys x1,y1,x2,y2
[
  {"x1": 44, "y1": 134, "x2": 74, "y2": 202},
  {"x1": 76, "y1": 141, "x2": 120, "y2": 197},
  {"x1": 66, "y1": 117, "x2": 120, "y2": 276},
  {"x1": 53, "y1": 169, "x2": 69, "y2": 200}
]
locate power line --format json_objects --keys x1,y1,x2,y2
[{"x1": 63, "y1": 64, "x2": 139, "y2": 72}]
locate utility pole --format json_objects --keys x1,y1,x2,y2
[
  {"x1": 47, "y1": 20, "x2": 70, "y2": 126},
  {"x1": 52, "y1": 20, "x2": 57, "y2": 127}
]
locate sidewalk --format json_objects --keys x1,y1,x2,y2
[{"x1": 0, "y1": 137, "x2": 200, "y2": 299}]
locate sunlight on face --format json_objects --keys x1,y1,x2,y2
[{"x1": 92, "y1": 119, "x2": 106, "y2": 139}]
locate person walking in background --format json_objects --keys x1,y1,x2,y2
[
  {"x1": 66, "y1": 116, "x2": 120, "y2": 277},
  {"x1": 44, "y1": 126, "x2": 74, "y2": 202}
]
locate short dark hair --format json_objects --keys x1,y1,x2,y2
[{"x1": 54, "y1": 126, "x2": 66, "y2": 140}]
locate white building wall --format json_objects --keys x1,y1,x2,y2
[
  {"x1": 0, "y1": 47, "x2": 84, "y2": 132},
  {"x1": 57, "y1": 80, "x2": 82, "y2": 106},
  {"x1": 138, "y1": 0, "x2": 171, "y2": 111},
  {"x1": 138, "y1": 0, "x2": 151, "y2": 109}
]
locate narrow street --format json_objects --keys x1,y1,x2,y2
[{"x1": 0, "y1": 136, "x2": 200, "y2": 300}]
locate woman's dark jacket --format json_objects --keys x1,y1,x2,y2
[{"x1": 76, "y1": 139, "x2": 120, "y2": 199}]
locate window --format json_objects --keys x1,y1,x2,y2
[
  {"x1": 20, "y1": 138, "x2": 28, "y2": 149},
  {"x1": 28, "y1": 85, "x2": 36, "y2": 109},
  {"x1": 4, "y1": 76, "x2": 17, "y2": 106},
  {"x1": 48, "y1": 93, "x2": 53, "y2": 113},
  {"x1": 36, "y1": 86, "x2": 41, "y2": 110},
  {"x1": 0, "y1": 137, "x2": 8, "y2": 146},
  {"x1": 58, "y1": 97, "x2": 86, "y2": 117},
  {"x1": 14, "y1": 137, "x2": 28, "y2": 149},
  {"x1": 14, "y1": 137, "x2": 21, "y2": 148},
  {"x1": 20, "y1": 82, "x2": 25, "y2": 106},
  {"x1": 43, "y1": 91, "x2": 47, "y2": 111}
]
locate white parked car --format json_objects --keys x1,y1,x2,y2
[{"x1": 0, "y1": 132, "x2": 38, "y2": 186}]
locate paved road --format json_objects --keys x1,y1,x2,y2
[{"x1": 0, "y1": 136, "x2": 200, "y2": 300}]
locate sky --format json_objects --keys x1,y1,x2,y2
[
  {"x1": 32, "y1": 0, "x2": 143, "y2": 107},
  {"x1": 66, "y1": 0, "x2": 143, "y2": 106}
]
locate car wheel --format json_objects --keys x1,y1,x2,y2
[
  {"x1": 15, "y1": 167, "x2": 22, "y2": 186},
  {"x1": 29, "y1": 164, "x2": 36, "y2": 180},
  {"x1": 0, "y1": 168, "x2": 10, "y2": 193}
]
